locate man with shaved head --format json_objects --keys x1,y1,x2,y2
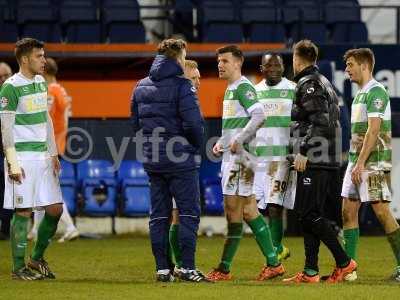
[{"x1": 253, "y1": 52, "x2": 296, "y2": 262}]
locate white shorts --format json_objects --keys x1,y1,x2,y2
[
  {"x1": 221, "y1": 151, "x2": 256, "y2": 197},
  {"x1": 4, "y1": 159, "x2": 63, "y2": 210},
  {"x1": 254, "y1": 161, "x2": 291, "y2": 209},
  {"x1": 341, "y1": 162, "x2": 391, "y2": 202}
]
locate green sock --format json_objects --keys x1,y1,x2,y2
[
  {"x1": 304, "y1": 268, "x2": 318, "y2": 276},
  {"x1": 10, "y1": 213, "x2": 29, "y2": 272},
  {"x1": 169, "y1": 224, "x2": 182, "y2": 267},
  {"x1": 343, "y1": 228, "x2": 359, "y2": 260},
  {"x1": 387, "y1": 228, "x2": 400, "y2": 266},
  {"x1": 218, "y1": 223, "x2": 243, "y2": 273},
  {"x1": 269, "y1": 216, "x2": 284, "y2": 254},
  {"x1": 31, "y1": 213, "x2": 60, "y2": 261},
  {"x1": 248, "y1": 215, "x2": 279, "y2": 267}
]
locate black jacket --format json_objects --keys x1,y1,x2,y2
[
  {"x1": 291, "y1": 65, "x2": 341, "y2": 168},
  {"x1": 131, "y1": 55, "x2": 204, "y2": 173}
]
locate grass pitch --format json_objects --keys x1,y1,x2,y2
[{"x1": 0, "y1": 235, "x2": 398, "y2": 300}]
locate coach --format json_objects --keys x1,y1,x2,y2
[
  {"x1": 284, "y1": 40, "x2": 355, "y2": 283},
  {"x1": 131, "y1": 39, "x2": 207, "y2": 282}
]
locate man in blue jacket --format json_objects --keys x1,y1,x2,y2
[{"x1": 131, "y1": 39, "x2": 208, "y2": 283}]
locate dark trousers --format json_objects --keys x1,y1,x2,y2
[
  {"x1": 295, "y1": 168, "x2": 349, "y2": 272},
  {"x1": 148, "y1": 169, "x2": 200, "y2": 271},
  {"x1": 0, "y1": 160, "x2": 12, "y2": 239}
]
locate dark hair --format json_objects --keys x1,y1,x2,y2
[
  {"x1": 293, "y1": 39, "x2": 318, "y2": 64},
  {"x1": 157, "y1": 38, "x2": 187, "y2": 60},
  {"x1": 45, "y1": 57, "x2": 58, "y2": 76},
  {"x1": 343, "y1": 48, "x2": 375, "y2": 71},
  {"x1": 15, "y1": 38, "x2": 44, "y2": 64},
  {"x1": 216, "y1": 45, "x2": 244, "y2": 61}
]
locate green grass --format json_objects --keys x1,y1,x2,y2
[{"x1": 0, "y1": 235, "x2": 398, "y2": 300}]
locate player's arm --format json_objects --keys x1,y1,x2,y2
[
  {"x1": 130, "y1": 85, "x2": 140, "y2": 134},
  {"x1": 0, "y1": 84, "x2": 23, "y2": 183},
  {"x1": 178, "y1": 80, "x2": 204, "y2": 149},
  {"x1": 294, "y1": 81, "x2": 329, "y2": 171},
  {"x1": 232, "y1": 83, "x2": 264, "y2": 152},
  {"x1": 351, "y1": 87, "x2": 388, "y2": 184}
]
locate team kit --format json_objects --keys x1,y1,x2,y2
[{"x1": 0, "y1": 38, "x2": 399, "y2": 283}]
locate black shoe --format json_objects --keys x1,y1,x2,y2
[
  {"x1": 28, "y1": 258, "x2": 56, "y2": 279},
  {"x1": 156, "y1": 272, "x2": 175, "y2": 282},
  {"x1": 178, "y1": 269, "x2": 213, "y2": 283},
  {"x1": 12, "y1": 267, "x2": 44, "y2": 281}
]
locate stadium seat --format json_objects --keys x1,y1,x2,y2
[
  {"x1": 325, "y1": 1, "x2": 361, "y2": 24},
  {"x1": 204, "y1": 23, "x2": 244, "y2": 43},
  {"x1": 202, "y1": 178, "x2": 224, "y2": 215},
  {"x1": 290, "y1": 22, "x2": 327, "y2": 44},
  {"x1": 77, "y1": 160, "x2": 117, "y2": 216},
  {"x1": 0, "y1": 0, "x2": 18, "y2": 42},
  {"x1": 17, "y1": 1, "x2": 61, "y2": 42},
  {"x1": 102, "y1": 1, "x2": 145, "y2": 43},
  {"x1": 201, "y1": 0, "x2": 244, "y2": 42},
  {"x1": 249, "y1": 23, "x2": 286, "y2": 43},
  {"x1": 240, "y1": 1, "x2": 277, "y2": 24},
  {"x1": 331, "y1": 22, "x2": 368, "y2": 43},
  {"x1": 118, "y1": 160, "x2": 150, "y2": 216},
  {"x1": 60, "y1": 1, "x2": 101, "y2": 43},
  {"x1": 282, "y1": 0, "x2": 321, "y2": 24},
  {"x1": 59, "y1": 160, "x2": 77, "y2": 215}
]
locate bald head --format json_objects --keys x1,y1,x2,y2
[{"x1": 0, "y1": 62, "x2": 12, "y2": 86}]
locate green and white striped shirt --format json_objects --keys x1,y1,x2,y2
[
  {"x1": 220, "y1": 76, "x2": 263, "y2": 149},
  {"x1": 254, "y1": 78, "x2": 296, "y2": 161},
  {"x1": 350, "y1": 79, "x2": 391, "y2": 171},
  {"x1": 0, "y1": 73, "x2": 49, "y2": 160}
]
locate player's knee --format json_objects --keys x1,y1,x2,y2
[
  {"x1": 45, "y1": 203, "x2": 63, "y2": 217},
  {"x1": 15, "y1": 208, "x2": 32, "y2": 218},
  {"x1": 342, "y1": 204, "x2": 357, "y2": 225},
  {"x1": 243, "y1": 205, "x2": 258, "y2": 222},
  {"x1": 268, "y1": 204, "x2": 283, "y2": 219}
]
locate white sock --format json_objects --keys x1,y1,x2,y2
[{"x1": 60, "y1": 203, "x2": 77, "y2": 232}]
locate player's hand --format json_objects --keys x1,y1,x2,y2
[
  {"x1": 294, "y1": 153, "x2": 308, "y2": 172},
  {"x1": 212, "y1": 142, "x2": 223, "y2": 156},
  {"x1": 8, "y1": 166, "x2": 25, "y2": 185},
  {"x1": 351, "y1": 162, "x2": 364, "y2": 185},
  {"x1": 52, "y1": 156, "x2": 61, "y2": 177},
  {"x1": 229, "y1": 140, "x2": 242, "y2": 154}
]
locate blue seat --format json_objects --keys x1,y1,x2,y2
[
  {"x1": 325, "y1": 1, "x2": 360, "y2": 24},
  {"x1": 240, "y1": 1, "x2": 277, "y2": 24},
  {"x1": 249, "y1": 23, "x2": 286, "y2": 43},
  {"x1": 77, "y1": 160, "x2": 117, "y2": 216},
  {"x1": 331, "y1": 22, "x2": 368, "y2": 43},
  {"x1": 60, "y1": 1, "x2": 101, "y2": 43},
  {"x1": 202, "y1": 178, "x2": 224, "y2": 215},
  {"x1": 118, "y1": 160, "x2": 150, "y2": 216},
  {"x1": 202, "y1": 0, "x2": 236, "y2": 24},
  {"x1": 282, "y1": 0, "x2": 321, "y2": 24},
  {"x1": 290, "y1": 22, "x2": 327, "y2": 44},
  {"x1": 204, "y1": 23, "x2": 244, "y2": 43},
  {"x1": 59, "y1": 160, "x2": 77, "y2": 215},
  {"x1": 102, "y1": 1, "x2": 145, "y2": 43},
  {"x1": 0, "y1": 0, "x2": 18, "y2": 42}
]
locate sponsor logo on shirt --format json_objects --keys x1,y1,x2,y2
[
  {"x1": 0, "y1": 96, "x2": 8, "y2": 108},
  {"x1": 373, "y1": 98, "x2": 384, "y2": 110}
]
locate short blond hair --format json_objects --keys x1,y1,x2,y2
[{"x1": 185, "y1": 59, "x2": 198, "y2": 69}]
